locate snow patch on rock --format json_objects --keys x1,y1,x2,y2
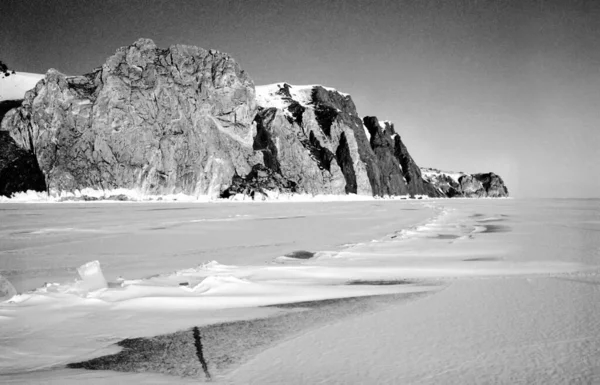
[
  {"x1": 0, "y1": 72, "x2": 44, "y2": 102},
  {"x1": 255, "y1": 83, "x2": 349, "y2": 110}
]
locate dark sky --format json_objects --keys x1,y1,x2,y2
[{"x1": 2, "y1": 0, "x2": 599, "y2": 197}]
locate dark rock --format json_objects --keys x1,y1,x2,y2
[
  {"x1": 309, "y1": 86, "x2": 382, "y2": 196},
  {"x1": 362, "y1": 116, "x2": 443, "y2": 197},
  {"x1": 0, "y1": 100, "x2": 23, "y2": 122},
  {"x1": 429, "y1": 173, "x2": 462, "y2": 197},
  {"x1": 308, "y1": 131, "x2": 335, "y2": 172},
  {"x1": 334, "y1": 132, "x2": 358, "y2": 194},
  {"x1": 458, "y1": 173, "x2": 509, "y2": 198},
  {"x1": 251, "y1": 84, "x2": 352, "y2": 195},
  {"x1": 253, "y1": 108, "x2": 281, "y2": 172},
  {"x1": 458, "y1": 175, "x2": 482, "y2": 197},
  {"x1": 0, "y1": 131, "x2": 47, "y2": 197},
  {"x1": 283, "y1": 250, "x2": 316, "y2": 259},
  {"x1": 362, "y1": 116, "x2": 409, "y2": 196},
  {"x1": 253, "y1": 83, "x2": 385, "y2": 196},
  {"x1": 220, "y1": 164, "x2": 298, "y2": 200},
  {"x1": 390, "y1": 132, "x2": 444, "y2": 197},
  {"x1": 472, "y1": 172, "x2": 509, "y2": 197}
]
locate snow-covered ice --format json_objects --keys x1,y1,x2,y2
[{"x1": 0, "y1": 198, "x2": 599, "y2": 383}]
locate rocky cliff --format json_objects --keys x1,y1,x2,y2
[
  {"x1": 0, "y1": 39, "x2": 509, "y2": 199},
  {"x1": 421, "y1": 168, "x2": 509, "y2": 198},
  {"x1": 2, "y1": 38, "x2": 258, "y2": 197}
]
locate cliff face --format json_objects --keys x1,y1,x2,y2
[
  {"x1": 1, "y1": 38, "x2": 258, "y2": 197},
  {"x1": 362, "y1": 117, "x2": 443, "y2": 198},
  {"x1": 0, "y1": 39, "x2": 509, "y2": 199},
  {"x1": 250, "y1": 84, "x2": 447, "y2": 198},
  {"x1": 253, "y1": 83, "x2": 385, "y2": 197}
]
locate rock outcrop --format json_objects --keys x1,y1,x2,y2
[
  {"x1": 254, "y1": 83, "x2": 373, "y2": 196},
  {"x1": 0, "y1": 39, "x2": 509, "y2": 199},
  {"x1": 220, "y1": 164, "x2": 298, "y2": 200},
  {"x1": 252, "y1": 83, "x2": 445, "y2": 198},
  {"x1": 1, "y1": 38, "x2": 257, "y2": 197},
  {"x1": 0, "y1": 131, "x2": 47, "y2": 197},
  {"x1": 421, "y1": 168, "x2": 509, "y2": 198},
  {"x1": 362, "y1": 117, "x2": 443, "y2": 197},
  {"x1": 461, "y1": 173, "x2": 509, "y2": 198}
]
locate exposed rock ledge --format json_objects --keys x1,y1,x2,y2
[
  {"x1": 421, "y1": 168, "x2": 509, "y2": 198},
  {"x1": 0, "y1": 39, "x2": 508, "y2": 199}
]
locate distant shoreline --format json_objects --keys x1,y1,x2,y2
[{"x1": 0, "y1": 189, "x2": 513, "y2": 204}]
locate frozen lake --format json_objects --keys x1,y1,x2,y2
[{"x1": 1, "y1": 198, "x2": 599, "y2": 383}]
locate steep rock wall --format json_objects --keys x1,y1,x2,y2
[
  {"x1": 1, "y1": 39, "x2": 257, "y2": 197},
  {"x1": 254, "y1": 83, "x2": 373, "y2": 196}
]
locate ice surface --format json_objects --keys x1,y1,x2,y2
[{"x1": 1, "y1": 198, "x2": 599, "y2": 383}]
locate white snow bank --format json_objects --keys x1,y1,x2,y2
[
  {"x1": 0, "y1": 72, "x2": 44, "y2": 101},
  {"x1": 0, "y1": 199, "x2": 596, "y2": 378},
  {"x1": 0, "y1": 189, "x2": 426, "y2": 204}
]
